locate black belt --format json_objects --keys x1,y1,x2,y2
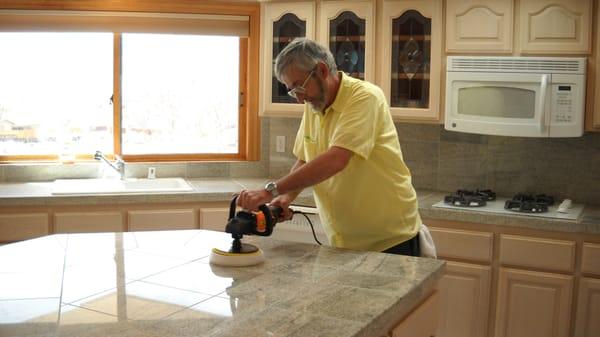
[{"x1": 382, "y1": 233, "x2": 420, "y2": 257}]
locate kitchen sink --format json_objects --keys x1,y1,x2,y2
[{"x1": 51, "y1": 177, "x2": 193, "y2": 195}]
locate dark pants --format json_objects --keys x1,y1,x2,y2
[{"x1": 382, "y1": 234, "x2": 420, "y2": 257}]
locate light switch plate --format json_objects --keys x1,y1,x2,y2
[{"x1": 276, "y1": 136, "x2": 285, "y2": 153}]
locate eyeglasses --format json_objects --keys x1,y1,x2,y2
[{"x1": 287, "y1": 68, "x2": 315, "y2": 99}]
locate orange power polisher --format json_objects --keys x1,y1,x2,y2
[{"x1": 209, "y1": 195, "x2": 282, "y2": 267}]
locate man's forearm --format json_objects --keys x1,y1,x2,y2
[
  {"x1": 276, "y1": 146, "x2": 351, "y2": 195},
  {"x1": 278, "y1": 160, "x2": 306, "y2": 202}
]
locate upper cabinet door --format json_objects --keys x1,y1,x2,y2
[
  {"x1": 318, "y1": 0, "x2": 375, "y2": 83},
  {"x1": 445, "y1": 0, "x2": 513, "y2": 53},
  {"x1": 380, "y1": 0, "x2": 442, "y2": 121},
  {"x1": 518, "y1": 0, "x2": 592, "y2": 54},
  {"x1": 260, "y1": 2, "x2": 316, "y2": 117}
]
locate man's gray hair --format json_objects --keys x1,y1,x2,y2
[{"x1": 274, "y1": 38, "x2": 337, "y2": 82}]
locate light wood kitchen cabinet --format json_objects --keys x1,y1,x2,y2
[
  {"x1": 0, "y1": 213, "x2": 48, "y2": 243},
  {"x1": 495, "y1": 234, "x2": 575, "y2": 337},
  {"x1": 128, "y1": 209, "x2": 196, "y2": 231},
  {"x1": 518, "y1": 0, "x2": 592, "y2": 54},
  {"x1": 425, "y1": 218, "x2": 600, "y2": 337},
  {"x1": 575, "y1": 243, "x2": 600, "y2": 336},
  {"x1": 318, "y1": 0, "x2": 375, "y2": 83},
  {"x1": 54, "y1": 211, "x2": 123, "y2": 233},
  {"x1": 498, "y1": 234, "x2": 576, "y2": 273},
  {"x1": 574, "y1": 277, "x2": 600, "y2": 337},
  {"x1": 429, "y1": 227, "x2": 492, "y2": 337},
  {"x1": 260, "y1": 1, "x2": 376, "y2": 117},
  {"x1": 199, "y1": 207, "x2": 230, "y2": 232},
  {"x1": 445, "y1": 0, "x2": 513, "y2": 53},
  {"x1": 495, "y1": 268, "x2": 573, "y2": 337},
  {"x1": 581, "y1": 242, "x2": 600, "y2": 276},
  {"x1": 259, "y1": 2, "x2": 315, "y2": 117},
  {"x1": 589, "y1": 1, "x2": 600, "y2": 131},
  {"x1": 0, "y1": 202, "x2": 232, "y2": 242},
  {"x1": 438, "y1": 261, "x2": 491, "y2": 337},
  {"x1": 430, "y1": 227, "x2": 493, "y2": 263},
  {"x1": 389, "y1": 290, "x2": 440, "y2": 337},
  {"x1": 379, "y1": 0, "x2": 442, "y2": 121}
]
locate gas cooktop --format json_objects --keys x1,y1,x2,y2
[{"x1": 433, "y1": 190, "x2": 584, "y2": 220}]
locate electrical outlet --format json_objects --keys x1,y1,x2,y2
[
  {"x1": 276, "y1": 136, "x2": 286, "y2": 153},
  {"x1": 147, "y1": 167, "x2": 156, "y2": 179}
]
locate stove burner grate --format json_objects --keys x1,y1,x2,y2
[
  {"x1": 444, "y1": 189, "x2": 497, "y2": 208},
  {"x1": 504, "y1": 193, "x2": 555, "y2": 214},
  {"x1": 504, "y1": 200, "x2": 549, "y2": 213},
  {"x1": 457, "y1": 189, "x2": 497, "y2": 201},
  {"x1": 511, "y1": 193, "x2": 555, "y2": 206}
]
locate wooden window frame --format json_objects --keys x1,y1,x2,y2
[{"x1": 0, "y1": 0, "x2": 261, "y2": 163}]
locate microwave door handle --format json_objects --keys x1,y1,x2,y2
[{"x1": 538, "y1": 74, "x2": 549, "y2": 133}]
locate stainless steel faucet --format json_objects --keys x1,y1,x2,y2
[{"x1": 94, "y1": 151, "x2": 125, "y2": 180}]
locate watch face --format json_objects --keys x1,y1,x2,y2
[{"x1": 265, "y1": 182, "x2": 278, "y2": 196}]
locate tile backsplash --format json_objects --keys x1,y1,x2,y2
[
  {"x1": 267, "y1": 117, "x2": 600, "y2": 206},
  {"x1": 1, "y1": 116, "x2": 599, "y2": 205}
]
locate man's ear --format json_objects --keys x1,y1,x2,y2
[{"x1": 315, "y1": 62, "x2": 329, "y2": 79}]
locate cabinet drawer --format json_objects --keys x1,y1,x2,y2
[
  {"x1": 499, "y1": 235, "x2": 575, "y2": 272},
  {"x1": 54, "y1": 212, "x2": 123, "y2": 233},
  {"x1": 0, "y1": 213, "x2": 48, "y2": 242},
  {"x1": 199, "y1": 208, "x2": 229, "y2": 232},
  {"x1": 429, "y1": 227, "x2": 493, "y2": 262},
  {"x1": 128, "y1": 209, "x2": 196, "y2": 231},
  {"x1": 582, "y1": 243, "x2": 600, "y2": 276}
]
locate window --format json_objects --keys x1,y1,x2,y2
[
  {"x1": 121, "y1": 34, "x2": 239, "y2": 155},
  {"x1": 0, "y1": 32, "x2": 113, "y2": 158},
  {"x1": 0, "y1": 4, "x2": 260, "y2": 162}
]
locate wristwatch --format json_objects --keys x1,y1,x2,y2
[{"x1": 264, "y1": 181, "x2": 279, "y2": 198}]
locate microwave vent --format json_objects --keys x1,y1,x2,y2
[{"x1": 447, "y1": 56, "x2": 585, "y2": 74}]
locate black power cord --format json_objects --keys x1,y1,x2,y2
[{"x1": 292, "y1": 210, "x2": 322, "y2": 245}]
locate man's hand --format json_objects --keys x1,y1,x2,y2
[
  {"x1": 270, "y1": 194, "x2": 295, "y2": 222},
  {"x1": 236, "y1": 189, "x2": 273, "y2": 211}
]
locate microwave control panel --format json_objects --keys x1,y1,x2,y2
[{"x1": 552, "y1": 85, "x2": 575, "y2": 123}]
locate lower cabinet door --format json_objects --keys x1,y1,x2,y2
[
  {"x1": 574, "y1": 277, "x2": 600, "y2": 337},
  {"x1": 128, "y1": 209, "x2": 196, "y2": 231},
  {"x1": 0, "y1": 213, "x2": 48, "y2": 242},
  {"x1": 495, "y1": 268, "x2": 573, "y2": 337},
  {"x1": 54, "y1": 212, "x2": 123, "y2": 233},
  {"x1": 437, "y1": 261, "x2": 491, "y2": 337},
  {"x1": 199, "y1": 208, "x2": 229, "y2": 232},
  {"x1": 390, "y1": 290, "x2": 440, "y2": 337}
]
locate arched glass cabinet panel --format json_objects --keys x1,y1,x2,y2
[
  {"x1": 328, "y1": 11, "x2": 366, "y2": 80},
  {"x1": 272, "y1": 13, "x2": 306, "y2": 104},
  {"x1": 391, "y1": 10, "x2": 431, "y2": 109}
]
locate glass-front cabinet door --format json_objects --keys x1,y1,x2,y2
[
  {"x1": 260, "y1": 2, "x2": 315, "y2": 116},
  {"x1": 379, "y1": 0, "x2": 442, "y2": 121},
  {"x1": 318, "y1": 1, "x2": 374, "y2": 83}
]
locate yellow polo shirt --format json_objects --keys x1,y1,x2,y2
[{"x1": 293, "y1": 72, "x2": 421, "y2": 252}]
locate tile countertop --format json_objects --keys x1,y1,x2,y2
[
  {"x1": 0, "y1": 178, "x2": 598, "y2": 234},
  {"x1": 0, "y1": 230, "x2": 445, "y2": 337}
]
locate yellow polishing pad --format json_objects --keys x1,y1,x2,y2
[{"x1": 209, "y1": 245, "x2": 265, "y2": 267}]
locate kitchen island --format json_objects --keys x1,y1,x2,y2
[{"x1": 0, "y1": 229, "x2": 445, "y2": 337}]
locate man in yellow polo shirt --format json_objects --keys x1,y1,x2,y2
[{"x1": 237, "y1": 38, "x2": 421, "y2": 256}]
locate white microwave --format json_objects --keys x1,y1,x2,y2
[{"x1": 445, "y1": 56, "x2": 586, "y2": 137}]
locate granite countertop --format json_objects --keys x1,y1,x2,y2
[
  {"x1": 0, "y1": 178, "x2": 598, "y2": 234},
  {"x1": 0, "y1": 229, "x2": 445, "y2": 337}
]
